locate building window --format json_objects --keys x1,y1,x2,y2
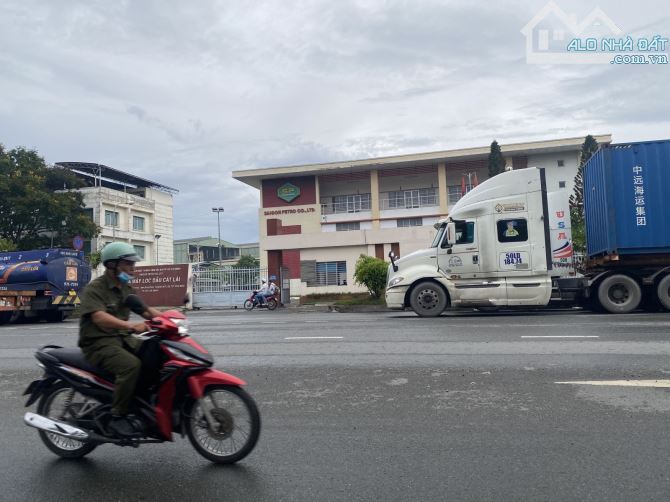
[
  {"x1": 336, "y1": 222, "x2": 360, "y2": 231},
  {"x1": 133, "y1": 245, "x2": 146, "y2": 260},
  {"x1": 497, "y1": 219, "x2": 528, "y2": 243},
  {"x1": 448, "y1": 184, "x2": 474, "y2": 205},
  {"x1": 557, "y1": 159, "x2": 564, "y2": 167},
  {"x1": 385, "y1": 188, "x2": 438, "y2": 209},
  {"x1": 105, "y1": 210, "x2": 119, "y2": 227},
  {"x1": 316, "y1": 261, "x2": 347, "y2": 286},
  {"x1": 332, "y1": 194, "x2": 371, "y2": 213},
  {"x1": 559, "y1": 181, "x2": 566, "y2": 188},
  {"x1": 397, "y1": 217, "x2": 423, "y2": 228},
  {"x1": 133, "y1": 216, "x2": 145, "y2": 231}
]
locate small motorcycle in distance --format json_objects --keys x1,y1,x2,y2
[
  {"x1": 243, "y1": 291, "x2": 278, "y2": 311},
  {"x1": 22, "y1": 295, "x2": 261, "y2": 464}
]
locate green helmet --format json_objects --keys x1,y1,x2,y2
[{"x1": 101, "y1": 242, "x2": 141, "y2": 265}]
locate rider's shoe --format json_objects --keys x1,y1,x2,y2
[{"x1": 109, "y1": 415, "x2": 142, "y2": 438}]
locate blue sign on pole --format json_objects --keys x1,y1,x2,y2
[{"x1": 73, "y1": 235, "x2": 84, "y2": 251}]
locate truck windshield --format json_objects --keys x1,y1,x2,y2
[{"x1": 431, "y1": 224, "x2": 446, "y2": 248}]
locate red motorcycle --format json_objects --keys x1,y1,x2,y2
[
  {"x1": 22, "y1": 295, "x2": 260, "y2": 464},
  {"x1": 243, "y1": 291, "x2": 278, "y2": 311}
]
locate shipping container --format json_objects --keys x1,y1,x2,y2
[{"x1": 584, "y1": 139, "x2": 670, "y2": 258}]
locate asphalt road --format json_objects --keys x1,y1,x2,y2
[{"x1": 2, "y1": 309, "x2": 670, "y2": 501}]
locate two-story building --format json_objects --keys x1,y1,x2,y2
[
  {"x1": 57, "y1": 162, "x2": 177, "y2": 265},
  {"x1": 233, "y1": 135, "x2": 611, "y2": 296}
]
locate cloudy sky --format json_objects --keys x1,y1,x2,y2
[{"x1": 1, "y1": 0, "x2": 668, "y2": 244}]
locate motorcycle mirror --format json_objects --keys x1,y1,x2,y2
[{"x1": 124, "y1": 294, "x2": 148, "y2": 316}]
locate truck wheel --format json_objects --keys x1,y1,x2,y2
[
  {"x1": 656, "y1": 275, "x2": 670, "y2": 311},
  {"x1": 409, "y1": 281, "x2": 448, "y2": 317},
  {"x1": 597, "y1": 274, "x2": 641, "y2": 314}
]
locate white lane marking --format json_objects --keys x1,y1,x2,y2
[
  {"x1": 284, "y1": 336, "x2": 344, "y2": 340},
  {"x1": 556, "y1": 380, "x2": 670, "y2": 388},
  {"x1": 521, "y1": 335, "x2": 599, "y2": 338}
]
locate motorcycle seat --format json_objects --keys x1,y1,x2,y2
[{"x1": 46, "y1": 347, "x2": 115, "y2": 383}]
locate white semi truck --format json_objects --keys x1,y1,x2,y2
[{"x1": 385, "y1": 142, "x2": 670, "y2": 316}]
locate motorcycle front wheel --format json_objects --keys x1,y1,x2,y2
[
  {"x1": 243, "y1": 299, "x2": 254, "y2": 311},
  {"x1": 36, "y1": 382, "x2": 97, "y2": 458},
  {"x1": 186, "y1": 385, "x2": 261, "y2": 464}
]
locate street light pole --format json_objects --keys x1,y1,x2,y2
[
  {"x1": 154, "y1": 234, "x2": 161, "y2": 264},
  {"x1": 212, "y1": 207, "x2": 224, "y2": 267}
]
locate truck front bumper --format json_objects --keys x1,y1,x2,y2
[{"x1": 385, "y1": 286, "x2": 408, "y2": 310}]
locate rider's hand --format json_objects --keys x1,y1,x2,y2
[{"x1": 129, "y1": 321, "x2": 147, "y2": 333}]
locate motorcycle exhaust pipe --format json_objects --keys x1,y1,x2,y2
[{"x1": 24, "y1": 412, "x2": 90, "y2": 441}]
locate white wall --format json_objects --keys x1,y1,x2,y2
[{"x1": 527, "y1": 152, "x2": 580, "y2": 194}]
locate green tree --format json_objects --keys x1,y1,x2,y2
[
  {"x1": 0, "y1": 238, "x2": 16, "y2": 252},
  {"x1": 87, "y1": 251, "x2": 102, "y2": 269},
  {"x1": 234, "y1": 254, "x2": 260, "y2": 268},
  {"x1": 569, "y1": 135, "x2": 599, "y2": 253},
  {"x1": 0, "y1": 144, "x2": 99, "y2": 250},
  {"x1": 487, "y1": 140, "x2": 506, "y2": 178},
  {"x1": 354, "y1": 254, "x2": 388, "y2": 298}
]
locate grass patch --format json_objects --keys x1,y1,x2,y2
[{"x1": 300, "y1": 293, "x2": 385, "y2": 306}]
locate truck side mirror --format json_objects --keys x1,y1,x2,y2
[
  {"x1": 388, "y1": 251, "x2": 398, "y2": 272},
  {"x1": 446, "y1": 222, "x2": 456, "y2": 246}
]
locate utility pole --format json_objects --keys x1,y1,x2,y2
[
  {"x1": 154, "y1": 234, "x2": 161, "y2": 264},
  {"x1": 212, "y1": 207, "x2": 224, "y2": 267}
]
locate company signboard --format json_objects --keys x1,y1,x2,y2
[
  {"x1": 132, "y1": 264, "x2": 192, "y2": 307},
  {"x1": 277, "y1": 183, "x2": 300, "y2": 203}
]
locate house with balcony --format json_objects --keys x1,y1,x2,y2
[
  {"x1": 232, "y1": 135, "x2": 611, "y2": 295},
  {"x1": 57, "y1": 162, "x2": 177, "y2": 265}
]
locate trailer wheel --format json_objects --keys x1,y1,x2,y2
[
  {"x1": 597, "y1": 274, "x2": 641, "y2": 314},
  {"x1": 656, "y1": 275, "x2": 670, "y2": 311},
  {"x1": 409, "y1": 281, "x2": 448, "y2": 317}
]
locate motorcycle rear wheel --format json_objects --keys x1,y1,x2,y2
[
  {"x1": 37, "y1": 382, "x2": 97, "y2": 458},
  {"x1": 267, "y1": 298, "x2": 278, "y2": 311},
  {"x1": 243, "y1": 300, "x2": 254, "y2": 311},
  {"x1": 186, "y1": 385, "x2": 261, "y2": 464}
]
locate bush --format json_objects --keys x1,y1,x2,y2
[{"x1": 354, "y1": 254, "x2": 388, "y2": 298}]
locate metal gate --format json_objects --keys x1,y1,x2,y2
[
  {"x1": 279, "y1": 266, "x2": 290, "y2": 305},
  {"x1": 192, "y1": 267, "x2": 267, "y2": 309}
]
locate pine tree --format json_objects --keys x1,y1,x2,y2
[
  {"x1": 569, "y1": 135, "x2": 599, "y2": 211},
  {"x1": 569, "y1": 135, "x2": 599, "y2": 253},
  {"x1": 488, "y1": 140, "x2": 506, "y2": 178}
]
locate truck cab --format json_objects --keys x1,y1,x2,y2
[{"x1": 386, "y1": 168, "x2": 566, "y2": 316}]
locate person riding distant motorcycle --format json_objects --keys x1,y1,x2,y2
[
  {"x1": 78, "y1": 242, "x2": 161, "y2": 438},
  {"x1": 254, "y1": 280, "x2": 271, "y2": 306}
]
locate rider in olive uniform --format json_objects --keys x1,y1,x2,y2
[{"x1": 78, "y1": 242, "x2": 161, "y2": 437}]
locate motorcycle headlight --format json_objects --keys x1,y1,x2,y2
[{"x1": 387, "y1": 276, "x2": 404, "y2": 288}]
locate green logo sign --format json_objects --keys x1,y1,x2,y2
[{"x1": 277, "y1": 182, "x2": 300, "y2": 203}]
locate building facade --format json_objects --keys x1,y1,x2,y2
[
  {"x1": 173, "y1": 237, "x2": 260, "y2": 266},
  {"x1": 57, "y1": 162, "x2": 177, "y2": 265},
  {"x1": 232, "y1": 135, "x2": 611, "y2": 296}
]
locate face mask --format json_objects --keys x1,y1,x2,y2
[{"x1": 118, "y1": 271, "x2": 134, "y2": 284}]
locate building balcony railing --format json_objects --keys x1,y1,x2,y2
[
  {"x1": 379, "y1": 187, "x2": 439, "y2": 210},
  {"x1": 320, "y1": 193, "x2": 372, "y2": 215}
]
